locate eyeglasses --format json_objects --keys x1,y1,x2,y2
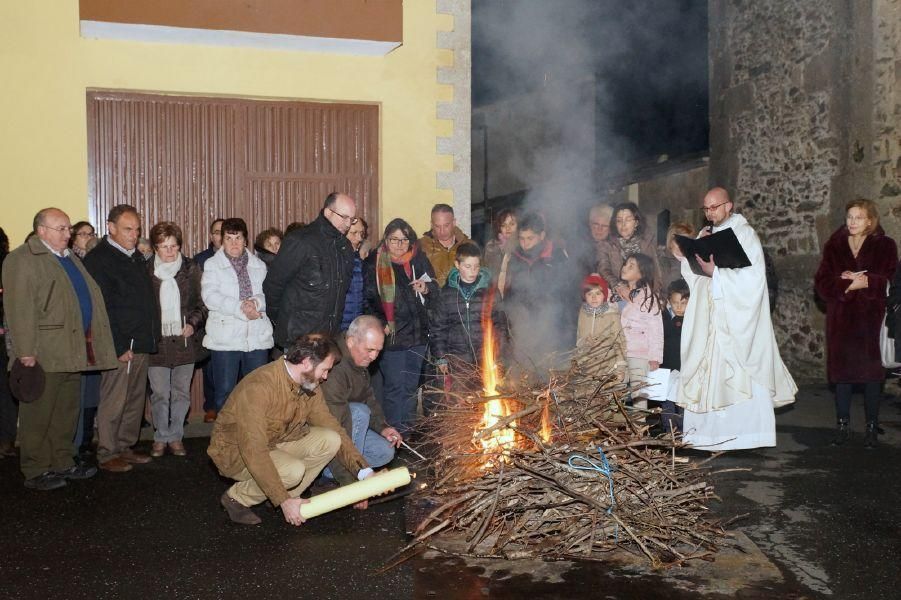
[
  {"x1": 328, "y1": 207, "x2": 359, "y2": 225},
  {"x1": 701, "y1": 201, "x2": 729, "y2": 213},
  {"x1": 387, "y1": 237, "x2": 410, "y2": 245},
  {"x1": 75, "y1": 231, "x2": 96, "y2": 238},
  {"x1": 41, "y1": 224, "x2": 70, "y2": 233}
]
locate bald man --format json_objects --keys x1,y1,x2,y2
[
  {"x1": 675, "y1": 187, "x2": 797, "y2": 450},
  {"x1": 3, "y1": 208, "x2": 117, "y2": 489},
  {"x1": 264, "y1": 193, "x2": 358, "y2": 346}
]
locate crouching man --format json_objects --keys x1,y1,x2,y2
[
  {"x1": 208, "y1": 334, "x2": 373, "y2": 526},
  {"x1": 320, "y1": 316, "x2": 401, "y2": 507}
]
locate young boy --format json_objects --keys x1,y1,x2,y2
[
  {"x1": 430, "y1": 242, "x2": 506, "y2": 391},
  {"x1": 660, "y1": 278, "x2": 690, "y2": 432},
  {"x1": 575, "y1": 273, "x2": 628, "y2": 384}
]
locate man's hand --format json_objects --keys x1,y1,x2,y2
[
  {"x1": 280, "y1": 497, "x2": 309, "y2": 526},
  {"x1": 649, "y1": 361, "x2": 660, "y2": 371},
  {"x1": 698, "y1": 227, "x2": 713, "y2": 238},
  {"x1": 381, "y1": 427, "x2": 403, "y2": 448},
  {"x1": 695, "y1": 254, "x2": 715, "y2": 277},
  {"x1": 117, "y1": 350, "x2": 134, "y2": 363},
  {"x1": 19, "y1": 356, "x2": 37, "y2": 367}
]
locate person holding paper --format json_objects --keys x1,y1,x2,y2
[
  {"x1": 814, "y1": 199, "x2": 897, "y2": 448},
  {"x1": 363, "y1": 218, "x2": 438, "y2": 436},
  {"x1": 209, "y1": 334, "x2": 374, "y2": 526},
  {"x1": 677, "y1": 188, "x2": 797, "y2": 450}
]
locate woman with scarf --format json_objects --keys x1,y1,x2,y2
[
  {"x1": 363, "y1": 218, "x2": 438, "y2": 436},
  {"x1": 597, "y1": 202, "x2": 661, "y2": 298},
  {"x1": 201, "y1": 218, "x2": 273, "y2": 422},
  {"x1": 147, "y1": 222, "x2": 208, "y2": 456},
  {"x1": 483, "y1": 208, "x2": 517, "y2": 281}
]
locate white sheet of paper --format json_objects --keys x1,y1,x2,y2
[{"x1": 644, "y1": 367, "x2": 672, "y2": 402}]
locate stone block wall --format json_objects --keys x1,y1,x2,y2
[{"x1": 709, "y1": 0, "x2": 901, "y2": 382}]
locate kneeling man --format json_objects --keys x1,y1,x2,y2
[
  {"x1": 321, "y1": 316, "x2": 401, "y2": 498},
  {"x1": 208, "y1": 334, "x2": 373, "y2": 526}
]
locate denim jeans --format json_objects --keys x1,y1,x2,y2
[
  {"x1": 210, "y1": 349, "x2": 270, "y2": 411},
  {"x1": 379, "y1": 346, "x2": 426, "y2": 436},
  {"x1": 323, "y1": 402, "x2": 395, "y2": 479}
]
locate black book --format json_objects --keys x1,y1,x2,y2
[{"x1": 675, "y1": 229, "x2": 752, "y2": 277}]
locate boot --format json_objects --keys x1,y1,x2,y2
[
  {"x1": 864, "y1": 422, "x2": 879, "y2": 449},
  {"x1": 830, "y1": 418, "x2": 850, "y2": 446}
]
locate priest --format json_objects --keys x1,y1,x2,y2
[{"x1": 676, "y1": 187, "x2": 796, "y2": 450}]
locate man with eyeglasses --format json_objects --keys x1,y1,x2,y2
[
  {"x1": 675, "y1": 187, "x2": 797, "y2": 451},
  {"x1": 264, "y1": 192, "x2": 357, "y2": 348},
  {"x1": 3, "y1": 208, "x2": 118, "y2": 489}
]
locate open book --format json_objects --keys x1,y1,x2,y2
[{"x1": 675, "y1": 228, "x2": 751, "y2": 277}]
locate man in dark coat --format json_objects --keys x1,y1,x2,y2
[
  {"x1": 192, "y1": 218, "x2": 223, "y2": 271},
  {"x1": 190, "y1": 218, "x2": 222, "y2": 420},
  {"x1": 264, "y1": 193, "x2": 356, "y2": 348},
  {"x1": 83, "y1": 204, "x2": 158, "y2": 472}
]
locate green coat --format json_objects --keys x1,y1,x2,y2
[{"x1": 3, "y1": 237, "x2": 117, "y2": 373}]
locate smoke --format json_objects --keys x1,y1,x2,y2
[{"x1": 474, "y1": 0, "x2": 707, "y2": 368}]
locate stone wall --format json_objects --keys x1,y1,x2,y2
[{"x1": 709, "y1": 0, "x2": 901, "y2": 382}]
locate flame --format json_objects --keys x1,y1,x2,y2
[
  {"x1": 478, "y1": 288, "x2": 515, "y2": 461},
  {"x1": 539, "y1": 399, "x2": 552, "y2": 443}
]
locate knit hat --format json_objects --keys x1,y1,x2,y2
[
  {"x1": 9, "y1": 360, "x2": 45, "y2": 404},
  {"x1": 581, "y1": 273, "x2": 609, "y2": 299}
]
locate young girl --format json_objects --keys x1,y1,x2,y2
[
  {"x1": 615, "y1": 254, "x2": 664, "y2": 410},
  {"x1": 575, "y1": 274, "x2": 628, "y2": 384}
]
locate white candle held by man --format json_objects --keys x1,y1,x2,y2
[{"x1": 299, "y1": 467, "x2": 412, "y2": 519}]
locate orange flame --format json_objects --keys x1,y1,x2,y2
[
  {"x1": 539, "y1": 399, "x2": 552, "y2": 443},
  {"x1": 479, "y1": 288, "x2": 515, "y2": 461}
]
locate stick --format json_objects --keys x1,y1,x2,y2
[
  {"x1": 400, "y1": 440, "x2": 427, "y2": 461},
  {"x1": 183, "y1": 316, "x2": 187, "y2": 348},
  {"x1": 126, "y1": 338, "x2": 134, "y2": 374}
]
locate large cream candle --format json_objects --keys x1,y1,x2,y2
[{"x1": 300, "y1": 466, "x2": 412, "y2": 519}]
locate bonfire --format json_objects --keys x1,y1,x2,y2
[{"x1": 387, "y1": 292, "x2": 733, "y2": 570}]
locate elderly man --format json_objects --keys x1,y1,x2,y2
[
  {"x1": 321, "y1": 316, "x2": 400, "y2": 497},
  {"x1": 208, "y1": 334, "x2": 375, "y2": 526},
  {"x1": 84, "y1": 204, "x2": 159, "y2": 472},
  {"x1": 265, "y1": 193, "x2": 357, "y2": 346},
  {"x1": 676, "y1": 187, "x2": 797, "y2": 450},
  {"x1": 3, "y1": 208, "x2": 117, "y2": 490},
  {"x1": 419, "y1": 203, "x2": 471, "y2": 287}
]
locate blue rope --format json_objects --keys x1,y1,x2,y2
[{"x1": 568, "y1": 447, "x2": 619, "y2": 542}]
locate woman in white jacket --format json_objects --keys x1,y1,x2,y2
[{"x1": 201, "y1": 218, "x2": 274, "y2": 419}]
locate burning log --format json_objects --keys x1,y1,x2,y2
[{"x1": 396, "y1": 296, "x2": 730, "y2": 569}]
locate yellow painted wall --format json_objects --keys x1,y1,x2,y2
[{"x1": 0, "y1": 1, "x2": 454, "y2": 244}]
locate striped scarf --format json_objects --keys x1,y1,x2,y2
[{"x1": 376, "y1": 244, "x2": 415, "y2": 337}]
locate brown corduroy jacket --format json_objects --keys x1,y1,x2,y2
[
  {"x1": 207, "y1": 359, "x2": 367, "y2": 506},
  {"x1": 418, "y1": 227, "x2": 471, "y2": 287}
]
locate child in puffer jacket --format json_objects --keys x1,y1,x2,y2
[{"x1": 575, "y1": 273, "x2": 628, "y2": 386}]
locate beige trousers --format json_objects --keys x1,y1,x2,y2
[
  {"x1": 228, "y1": 426, "x2": 341, "y2": 507},
  {"x1": 627, "y1": 357, "x2": 650, "y2": 410},
  {"x1": 97, "y1": 353, "x2": 149, "y2": 463}
]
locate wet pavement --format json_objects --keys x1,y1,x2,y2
[{"x1": 1, "y1": 383, "x2": 900, "y2": 599}]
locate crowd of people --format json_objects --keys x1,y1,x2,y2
[{"x1": 0, "y1": 188, "x2": 898, "y2": 526}]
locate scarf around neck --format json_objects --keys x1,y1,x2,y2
[
  {"x1": 226, "y1": 250, "x2": 253, "y2": 301},
  {"x1": 154, "y1": 253, "x2": 183, "y2": 336},
  {"x1": 617, "y1": 235, "x2": 643, "y2": 261},
  {"x1": 376, "y1": 244, "x2": 416, "y2": 337}
]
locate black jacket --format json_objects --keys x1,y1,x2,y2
[
  {"x1": 363, "y1": 248, "x2": 438, "y2": 350},
  {"x1": 83, "y1": 237, "x2": 158, "y2": 355},
  {"x1": 661, "y1": 310, "x2": 683, "y2": 371},
  {"x1": 263, "y1": 214, "x2": 354, "y2": 347},
  {"x1": 430, "y1": 268, "x2": 506, "y2": 364}
]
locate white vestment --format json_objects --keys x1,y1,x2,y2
[{"x1": 676, "y1": 213, "x2": 797, "y2": 450}]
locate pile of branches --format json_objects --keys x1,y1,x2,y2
[{"x1": 394, "y1": 340, "x2": 735, "y2": 569}]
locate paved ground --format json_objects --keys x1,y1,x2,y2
[{"x1": 1, "y1": 383, "x2": 899, "y2": 599}]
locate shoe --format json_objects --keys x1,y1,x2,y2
[
  {"x1": 150, "y1": 442, "x2": 166, "y2": 458},
  {"x1": 220, "y1": 492, "x2": 261, "y2": 525},
  {"x1": 24, "y1": 472, "x2": 67, "y2": 491},
  {"x1": 204, "y1": 410, "x2": 218, "y2": 423},
  {"x1": 120, "y1": 449, "x2": 152, "y2": 464},
  {"x1": 864, "y1": 422, "x2": 879, "y2": 449},
  {"x1": 168, "y1": 441, "x2": 187, "y2": 456},
  {"x1": 99, "y1": 457, "x2": 133, "y2": 473},
  {"x1": 55, "y1": 463, "x2": 98, "y2": 480},
  {"x1": 830, "y1": 419, "x2": 850, "y2": 446}
]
